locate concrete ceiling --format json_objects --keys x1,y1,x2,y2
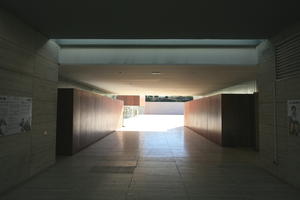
[
  {"x1": 58, "y1": 45, "x2": 257, "y2": 95},
  {"x1": 1, "y1": 0, "x2": 299, "y2": 39},
  {"x1": 1, "y1": 1, "x2": 267, "y2": 95},
  {"x1": 60, "y1": 65, "x2": 257, "y2": 95}
]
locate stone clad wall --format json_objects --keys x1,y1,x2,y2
[
  {"x1": 257, "y1": 25, "x2": 300, "y2": 188},
  {"x1": 0, "y1": 9, "x2": 59, "y2": 193}
]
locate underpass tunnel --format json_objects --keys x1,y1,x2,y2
[{"x1": 0, "y1": 2, "x2": 300, "y2": 199}]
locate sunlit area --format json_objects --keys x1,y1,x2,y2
[{"x1": 120, "y1": 114, "x2": 184, "y2": 132}]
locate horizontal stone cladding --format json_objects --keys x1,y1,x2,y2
[
  {"x1": 257, "y1": 25, "x2": 300, "y2": 188},
  {"x1": 0, "y1": 8, "x2": 59, "y2": 193}
]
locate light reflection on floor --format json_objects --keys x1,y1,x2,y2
[
  {"x1": 120, "y1": 114, "x2": 184, "y2": 132},
  {"x1": 2, "y1": 114, "x2": 300, "y2": 199}
]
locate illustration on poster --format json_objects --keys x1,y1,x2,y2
[
  {"x1": 288, "y1": 100, "x2": 300, "y2": 136},
  {"x1": 0, "y1": 118, "x2": 8, "y2": 136},
  {"x1": 19, "y1": 118, "x2": 31, "y2": 132},
  {"x1": 0, "y1": 96, "x2": 32, "y2": 136}
]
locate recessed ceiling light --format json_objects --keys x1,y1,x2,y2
[{"x1": 151, "y1": 72, "x2": 161, "y2": 75}]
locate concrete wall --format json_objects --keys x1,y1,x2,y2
[
  {"x1": 0, "y1": 9, "x2": 59, "y2": 193},
  {"x1": 203, "y1": 80, "x2": 257, "y2": 97},
  {"x1": 257, "y1": 25, "x2": 300, "y2": 188},
  {"x1": 58, "y1": 77, "x2": 109, "y2": 95},
  {"x1": 144, "y1": 102, "x2": 184, "y2": 115}
]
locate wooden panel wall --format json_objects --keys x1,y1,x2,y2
[
  {"x1": 221, "y1": 94, "x2": 254, "y2": 146},
  {"x1": 56, "y1": 89, "x2": 73, "y2": 155},
  {"x1": 185, "y1": 95, "x2": 222, "y2": 145},
  {"x1": 185, "y1": 94, "x2": 254, "y2": 147},
  {"x1": 208, "y1": 95, "x2": 222, "y2": 145},
  {"x1": 57, "y1": 89, "x2": 123, "y2": 155},
  {"x1": 116, "y1": 95, "x2": 144, "y2": 106}
]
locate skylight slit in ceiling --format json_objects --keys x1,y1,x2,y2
[{"x1": 53, "y1": 39, "x2": 263, "y2": 47}]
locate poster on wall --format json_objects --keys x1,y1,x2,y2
[
  {"x1": 288, "y1": 100, "x2": 300, "y2": 136},
  {"x1": 0, "y1": 96, "x2": 32, "y2": 136}
]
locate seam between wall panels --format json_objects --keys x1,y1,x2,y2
[
  {"x1": 29, "y1": 54, "x2": 37, "y2": 175},
  {"x1": 273, "y1": 78, "x2": 279, "y2": 165},
  {"x1": 273, "y1": 42, "x2": 279, "y2": 165}
]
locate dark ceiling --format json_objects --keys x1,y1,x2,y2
[{"x1": 1, "y1": 0, "x2": 299, "y2": 39}]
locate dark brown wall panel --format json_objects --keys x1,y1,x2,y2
[
  {"x1": 117, "y1": 95, "x2": 142, "y2": 106},
  {"x1": 56, "y1": 89, "x2": 74, "y2": 155},
  {"x1": 57, "y1": 89, "x2": 124, "y2": 155},
  {"x1": 221, "y1": 94, "x2": 255, "y2": 146},
  {"x1": 208, "y1": 95, "x2": 222, "y2": 145},
  {"x1": 185, "y1": 97, "x2": 221, "y2": 144},
  {"x1": 184, "y1": 94, "x2": 254, "y2": 147}
]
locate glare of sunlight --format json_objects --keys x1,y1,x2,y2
[{"x1": 119, "y1": 114, "x2": 184, "y2": 132}]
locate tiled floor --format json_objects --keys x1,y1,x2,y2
[{"x1": 2, "y1": 115, "x2": 300, "y2": 200}]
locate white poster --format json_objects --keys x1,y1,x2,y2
[
  {"x1": 0, "y1": 96, "x2": 32, "y2": 136},
  {"x1": 288, "y1": 100, "x2": 300, "y2": 136}
]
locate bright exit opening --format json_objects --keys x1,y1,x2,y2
[{"x1": 117, "y1": 95, "x2": 192, "y2": 132}]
